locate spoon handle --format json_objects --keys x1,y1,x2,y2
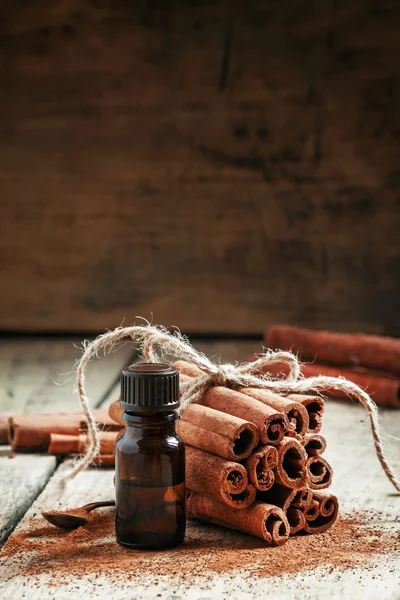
[{"x1": 84, "y1": 500, "x2": 116, "y2": 513}]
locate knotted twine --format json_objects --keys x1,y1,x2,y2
[{"x1": 69, "y1": 323, "x2": 400, "y2": 492}]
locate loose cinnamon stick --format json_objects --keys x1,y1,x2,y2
[
  {"x1": 266, "y1": 324, "x2": 400, "y2": 377},
  {"x1": 238, "y1": 387, "x2": 309, "y2": 438},
  {"x1": 301, "y1": 362, "x2": 400, "y2": 408},
  {"x1": 307, "y1": 456, "x2": 333, "y2": 490},
  {"x1": 247, "y1": 348, "x2": 400, "y2": 409},
  {"x1": 244, "y1": 446, "x2": 278, "y2": 491},
  {"x1": 48, "y1": 431, "x2": 119, "y2": 456},
  {"x1": 302, "y1": 433, "x2": 327, "y2": 457},
  {"x1": 186, "y1": 446, "x2": 255, "y2": 508},
  {"x1": 8, "y1": 409, "x2": 114, "y2": 452},
  {"x1": 302, "y1": 491, "x2": 339, "y2": 534},
  {"x1": 187, "y1": 492, "x2": 290, "y2": 546},
  {"x1": 273, "y1": 438, "x2": 308, "y2": 489}
]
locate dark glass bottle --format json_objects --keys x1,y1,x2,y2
[{"x1": 115, "y1": 363, "x2": 185, "y2": 550}]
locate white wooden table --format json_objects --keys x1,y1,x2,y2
[{"x1": 0, "y1": 337, "x2": 399, "y2": 599}]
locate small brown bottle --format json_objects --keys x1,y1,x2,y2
[{"x1": 115, "y1": 363, "x2": 185, "y2": 549}]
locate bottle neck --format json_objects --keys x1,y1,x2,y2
[{"x1": 124, "y1": 411, "x2": 177, "y2": 437}]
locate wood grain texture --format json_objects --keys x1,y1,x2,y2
[
  {"x1": 0, "y1": 338, "x2": 133, "y2": 546},
  {"x1": 0, "y1": 1, "x2": 399, "y2": 335},
  {"x1": 0, "y1": 339, "x2": 399, "y2": 598}
]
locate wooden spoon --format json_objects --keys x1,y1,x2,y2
[{"x1": 42, "y1": 500, "x2": 115, "y2": 530}]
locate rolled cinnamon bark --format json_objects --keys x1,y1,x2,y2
[
  {"x1": 273, "y1": 438, "x2": 308, "y2": 489},
  {"x1": 182, "y1": 404, "x2": 259, "y2": 459},
  {"x1": 186, "y1": 446, "x2": 254, "y2": 509},
  {"x1": 291, "y1": 487, "x2": 313, "y2": 509},
  {"x1": 8, "y1": 409, "x2": 114, "y2": 452},
  {"x1": 266, "y1": 324, "x2": 400, "y2": 377},
  {"x1": 302, "y1": 491, "x2": 339, "y2": 534},
  {"x1": 302, "y1": 362, "x2": 400, "y2": 408},
  {"x1": 307, "y1": 456, "x2": 333, "y2": 490},
  {"x1": 304, "y1": 498, "x2": 320, "y2": 521},
  {"x1": 245, "y1": 351, "x2": 399, "y2": 409},
  {"x1": 174, "y1": 361, "x2": 288, "y2": 445},
  {"x1": 302, "y1": 433, "x2": 327, "y2": 457},
  {"x1": 238, "y1": 388, "x2": 309, "y2": 438},
  {"x1": 244, "y1": 445, "x2": 278, "y2": 491},
  {"x1": 48, "y1": 431, "x2": 119, "y2": 456},
  {"x1": 285, "y1": 394, "x2": 325, "y2": 433},
  {"x1": 187, "y1": 492, "x2": 290, "y2": 546},
  {"x1": 286, "y1": 506, "x2": 306, "y2": 535},
  {"x1": 258, "y1": 483, "x2": 309, "y2": 511},
  {"x1": 176, "y1": 419, "x2": 250, "y2": 461},
  {"x1": 203, "y1": 387, "x2": 288, "y2": 446}
]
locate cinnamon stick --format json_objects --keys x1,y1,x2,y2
[
  {"x1": 177, "y1": 419, "x2": 249, "y2": 461},
  {"x1": 48, "y1": 431, "x2": 119, "y2": 456},
  {"x1": 202, "y1": 387, "x2": 288, "y2": 446},
  {"x1": 186, "y1": 446, "x2": 255, "y2": 508},
  {"x1": 273, "y1": 438, "x2": 308, "y2": 489},
  {"x1": 307, "y1": 456, "x2": 333, "y2": 490},
  {"x1": 238, "y1": 387, "x2": 309, "y2": 438},
  {"x1": 301, "y1": 362, "x2": 400, "y2": 408},
  {"x1": 266, "y1": 324, "x2": 400, "y2": 377},
  {"x1": 302, "y1": 491, "x2": 339, "y2": 534},
  {"x1": 244, "y1": 445, "x2": 278, "y2": 491},
  {"x1": 182, "y1": 404, "x2": 259, "y2": 459},
  {"x1": 187, "y1": 492, "x2": 290, "y2": 546},
  {"x1": 258, "y1": 483, "x2": 310, "y2": 511},
  {"x1": 286, "y1": 507, "x2": 306, "y2": 535},
  {"x1": 286, "y1": 394, "x2": 325, "y2": 433},
  {"x1": 301, "y1": 433, "x2": 327, "y2": 457},
  {"x1": 8, "y1": 409, "x2": 114, "y2": 452}
]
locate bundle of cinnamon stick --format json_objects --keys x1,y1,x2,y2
[
  {"x1": 107, "y1": 359, "x2": 338, "y2": 546},
  {"x1": 0, "y1": 410, "x2": 122, "y2": 466},
  {"x1": 259, "y1": 325, "x2": 400, "y2": 408}
]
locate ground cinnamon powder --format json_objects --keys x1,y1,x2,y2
[{"x1": 1, "y1": 508, "x2": 398, "y2": 586}]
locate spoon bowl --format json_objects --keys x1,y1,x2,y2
[
  {"x1": 43, "y1": 512, "x2": 88, "y2": 530},
  {"x1": 42, "y1": 500, "x2": 115, "y2": 530}
]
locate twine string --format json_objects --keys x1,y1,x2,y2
[{"x1": 69, "y1": 324, "x2": 399, "y2": 492}]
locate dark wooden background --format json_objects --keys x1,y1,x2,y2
[{"x1": 1, "y1": 0, "x2": 399, "y2": 335}]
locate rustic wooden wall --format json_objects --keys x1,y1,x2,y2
[{"x1": 0, "y1": 1, "x2": 399, "y2": 335}]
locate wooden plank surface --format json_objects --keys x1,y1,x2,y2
[
  {"x1": 0, "y1": 337, "x2": 133, "y2": 546},
  {"x1": 1, "y1": 339, "x2": 399, "y2": 598},
  {"x1": 1, "y1": 1, "x2": 399, "y2": 335}
]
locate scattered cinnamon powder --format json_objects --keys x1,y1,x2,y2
[{"x1": 1, "y1": 508, "x2": 399, "y2": 587}]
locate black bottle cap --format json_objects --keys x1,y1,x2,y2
[{"x1": 120, "y1": 363, "x2": 180, "y2": 413}]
